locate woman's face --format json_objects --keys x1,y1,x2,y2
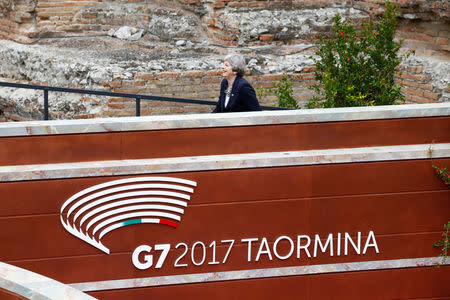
[{"x1": 221, "y1": 61, "x2": 235, "y2": 79}]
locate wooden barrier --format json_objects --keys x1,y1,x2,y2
[{"x1": 0, "y1": 103, "x2": 449, "y2": 299}]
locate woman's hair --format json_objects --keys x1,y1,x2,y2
[{"x1": 224, "y1": 53, "x2": 246, "y2": 77}]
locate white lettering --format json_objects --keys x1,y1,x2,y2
[
  {"x1": 273, "y1": 236, "x2": 294, "y2": 260},
  {"x1": 363, "y1": 231, "x2": 380, "y2": 254},
  {"x1": 297, "y1": 235, "x2": 311, "y2": 258},
  {"x1": 221, "y1": 239, "x2": 235, "y2": 263},
  {"x1": 241, "y1": 238, "x2": 258, "y2": 262},
  {"x1": 191, "y1": 241, "x2": 206, "y2": 266},
  {"x1": 337, "y1": 232, "x2": 341, "y2": 256},
  {"x1": 174, "y1": 242, "x2": 188, "y2": 267},
  {"x1": 154, "y1": 244, "x2": 170, "y2": 268},
  {"x1": 131, "y1": 231, "x2": 380, "y2": 269},
  {"x1": 345, "y1": 232, "x2": 361, "y2": 255},
  {"x1": 208, "y1": 241, "x2": 220, "y2": 265},
  {"x1": 132, "y1": 245, "x2": 152, "y2": 270},
  {"x1": 314, "y1": 233, "x2": 333, "y2": 257},
  {"x1": 255, "y1": 237, "x2": 273, "y2": 261}
]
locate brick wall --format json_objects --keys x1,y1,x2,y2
[
  {"x1": 0, "y1": 65, "x2": 319, "y2": 120},
  {"x1": 354, "y1": 0, "x2": 449, "y2": 20},
  {"x1": 0, "y1": 0, "x2": 37, "y2": 43},
  {"x1": 398, "y1": 20, "x2": 449, "y2": 54},
  {"x1": 396, "y1": 65, "x2": 444, "y2": 104},
  {"x1": 4, "y1": 60, "x2": 446, "y2": 122},
  {"x1": 1, "y1": 0, "x2": 448, "y2": 49},
  {"x1": 88, "y1": 66, "x2": 317, "y2": 118},
  {"x1": 1, "y1": 0, "x2": 448, "y2": 44},
  {"x1": 0, "y1": 0, "x2": 448, "y2": 121}
]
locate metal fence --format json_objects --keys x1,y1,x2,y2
[{"x1": 0, "y1": 81, "x2": 286, "y2": 120}]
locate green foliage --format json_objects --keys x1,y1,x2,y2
[
  {"x1": 433, "y1": 221, "x2": 449, "y2": 266},
  {"x1": 431, "y1": 165, "x2": 449, "y2": 266},
  {"x1": 433, "y1": 165, "x2": 450, "y2": 186},
  {"x1": 257, "y1": 75, "x2": 299, "y2": 109},
  {"x1": 272, "y1": 76, "x2": 299, "y2": 109},
  {"x1": 428, "y1": 145, "x2": 449, "y2": 266},
  {"x1": 308, "y1": 1, "x2": 405, "y2": 108}
]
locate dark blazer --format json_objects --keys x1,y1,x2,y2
[{"x1": 212, "y1": 76, "x2": 261, "y2": 113}]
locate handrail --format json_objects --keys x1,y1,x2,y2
[{"x1": 0, "y1": 81, "x2": 287, "y2": 120}]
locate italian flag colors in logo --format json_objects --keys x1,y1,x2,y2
[{"x1": 60, "y1": 176, "x2": 197, "y2": 254}]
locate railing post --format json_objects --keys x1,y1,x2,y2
[
  {"x1": 44, "y1": 89, "x2": 49, "y2": 120},
  {"x1": 136, "y1": 97, "x2": 141, "y2": 117}
]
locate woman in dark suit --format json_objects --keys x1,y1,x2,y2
[{"x1": 212, "y1": 53, "x2": 261, "y2": 113}]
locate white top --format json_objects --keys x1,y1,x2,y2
[
  {"x1": 0, "y1": 103, "x2": 448, "y2": 137},
  {"x1": 224, "y1": 90, "x2": 231, "y2": 107}
]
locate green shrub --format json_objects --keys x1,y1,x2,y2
[
  {"x1": 308, "y1": 1, "x2": 405, "y2": 108},
  {"x1": 272, "y1": 75, "x2": 299, "y2": 109},
  {"x1": 257, "y1": 75, "x2": 299, "y2": 109},
  {"x1": 433, "y1": 221, "x2": 449, "y2": 266}
]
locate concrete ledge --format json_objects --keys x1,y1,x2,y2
[
  {"x1": 0, "y1": 262, "x2": 96, "y2": 300},
  {"x1": 0, "y1": 143, "x2": 448, "y2": 182},
  {"x1": 70, "y1": 256, "x2": 449, "y2": 292},
  {"x1": 0, "y1": 102, "x2": 449, "y2": 137}
]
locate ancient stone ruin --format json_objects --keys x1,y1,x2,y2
[{"x1": 0, "y1": 0, "x2": 449, "y2": 121}]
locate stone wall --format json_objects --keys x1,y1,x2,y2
[
  {"x1": 0, "y1": 0, "x2": 449, "y2": 121},
  {"x1": 0, "y1": 42, "x2": 319, "y2": 120},
  {"x1": 0, "y1": 0, "x2": 36, "y2": 43},
  {"x1": 1, "y1": 0, "x2": 448, "y2": 45}
]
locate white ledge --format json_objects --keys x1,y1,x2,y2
[
  {"x1": 69, "y1": 256, "x2": 448, "y2": 292},
  {"x1": 0, "y1": 102, "x2": 448, "y2": 137},
  {"x1": 0, "y1": 262, "x2": 96, "y2": 300},
  {"x1": 0, "y1": 143, "x2": 448, "y2": 182}
]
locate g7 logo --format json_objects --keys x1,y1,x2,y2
[{"x1": 132, "y1": 244, "x2": 171, "y2": 269}]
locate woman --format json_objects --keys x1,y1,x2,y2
[{"x1": 212, "y1": 53, "x2": 261, "y2": 113}]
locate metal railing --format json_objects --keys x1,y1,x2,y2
[{"x1": 0, "y1": 81, "x2": 286, "y2": 120}]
